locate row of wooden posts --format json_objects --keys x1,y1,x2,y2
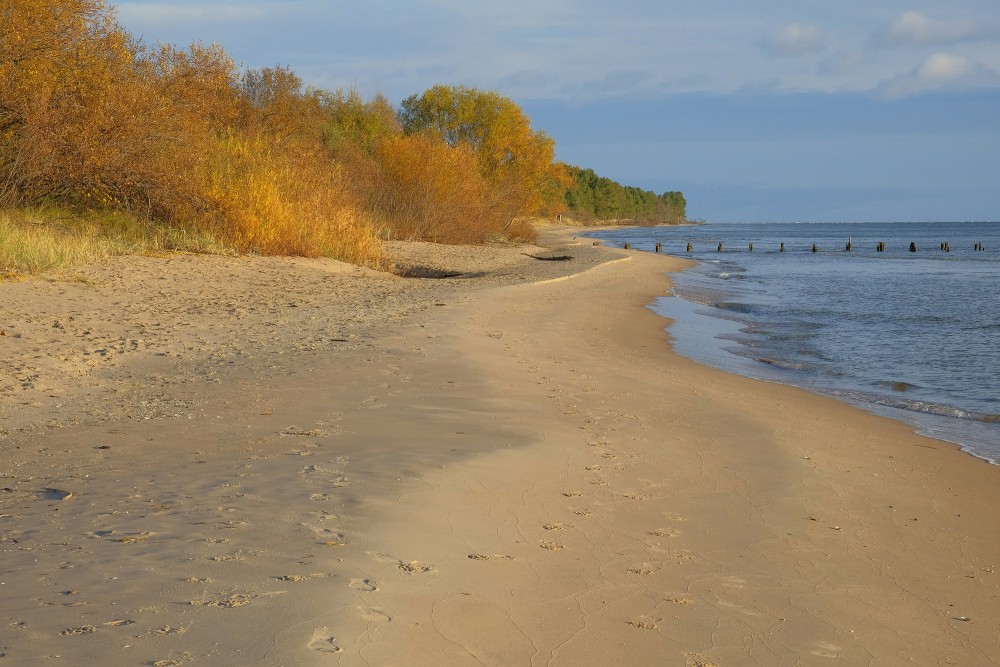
[{"x1": 622, "y1": 240, "x2": 988, "y2": 253}]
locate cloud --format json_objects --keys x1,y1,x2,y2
[
  {"x1": 876, "y1": 53, "x2": 1000, "y2": 98},
  {"x1": 116, "y1": 2, "x2": 270, "y2": 26},
  {"x1": 762, "y1": 23, "x2": 824, "y2": 57},
  {"x1": 877, "y1": 11, "x2": 990, "y2": 47}
]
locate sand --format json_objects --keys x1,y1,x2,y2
[{"x1": 1, "y1": 228, "x2": 998, "y2": 666}]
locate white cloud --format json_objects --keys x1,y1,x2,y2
[
  {"x1": 110, "y1": 1, "x2": 1000, "y2": 102},
  {"x1": 878, "y1": 11, "x2": 988, "y2": 47},
  {"x1": 763, "y1": 23, "x2": 824, "y2": 57},
  {"x1": 116, "y1": 2, "x2": 270, "y2": 26},
  {"x1": 877, "y1": 52, "x2": 1000, "y2": 98}
]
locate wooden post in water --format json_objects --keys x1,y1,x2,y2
[
  {"x1": 748, "y1": 243, "x2": 753, "y2": 252},
  {"x1": 687, "y1": 242, "x2": 693, "y2": 252},
  {"x1": 846, "y1": 237, "x2": 853, "y2": 251},
  {"x1": 624, "y1": 242, "x2": 631, "y2": 249},
  {"x1": 717, "y1": 242, "x2": 723, "y2": 252},
  {"x1": 812, "y1": 243, "x2": 818, "y2": 253},
  {"x1": 909, "y1": 241, "x2": 917, "y2": 252},
  {"x1": 780, "y1": 242, "x2": 785, "y2": 252},
  {"x1": 655, "y1": 242, "x2": 662, "y2": 253}
]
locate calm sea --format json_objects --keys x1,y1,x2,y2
[{"x1": 586, "y1": 222, "x2": 1000, "y2": 464}]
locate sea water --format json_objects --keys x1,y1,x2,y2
[{"x1": 586, "y1": 222, "x2": 1000, "y2": 464}]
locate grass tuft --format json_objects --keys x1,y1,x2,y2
[{"x1": 0, "y1": 208, "x2": 229, "y2": 277}]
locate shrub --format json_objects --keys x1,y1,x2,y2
[{"x1": 203, "y1": 133, "x2": 383, "y2": 264}]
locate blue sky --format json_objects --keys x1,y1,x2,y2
[{"x1": 114, "y1": 1, "x2": 1000, "y2": 222}]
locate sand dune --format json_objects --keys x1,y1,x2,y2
[{"x1": 1, "y1": 229, "x2": 997, "y2": 666}]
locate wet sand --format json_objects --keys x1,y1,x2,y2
[{"x1": 2, "y1": 228, "x2": 998, "y2": 666}]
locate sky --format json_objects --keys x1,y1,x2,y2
[{"x1": 113, "y1": 1, "x2": 1000, "y2": 222}]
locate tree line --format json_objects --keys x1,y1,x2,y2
[
  {"x1": 1, "y1": 0, "x2": 685, "y2": 266},
  {"x1": 564, "y1": 167, "x2": 686, "y2": 225}
]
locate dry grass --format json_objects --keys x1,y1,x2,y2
[{"x1": 0, "y1": 208, "x2": 227, "y2": 277}]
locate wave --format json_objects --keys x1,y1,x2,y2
[{"x1": 830, "y1": 389, "x2": 1000, "y2": 425}]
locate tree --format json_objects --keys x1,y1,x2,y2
[
  {"x1": 319, "y1": 89, "x2": 400, "y2": 153},
  {"x1": 562, "y1": 164, "x2": 686, "y2": 224},
  {"x1": 399, "y1": 85, "x2": 564, "y2": 215}
]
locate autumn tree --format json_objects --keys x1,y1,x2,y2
[
  {"x1": 319, "y1": 89, "x2": 400, "y2": 153},
  {"x1": 399, "y1": 85, "x2": 567, "y2": 216},
  {"x1": 0, "y1": 0, "x2": 129, "y2": 205}
]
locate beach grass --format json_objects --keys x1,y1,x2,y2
[{"x1": 0, "y1": 207, "x2": 230, "y2": 277}]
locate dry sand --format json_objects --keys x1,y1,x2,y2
[{"x1": 1, "y1": 228, "x2": 998, "y2": 666}]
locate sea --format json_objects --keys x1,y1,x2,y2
[{"x1": 585, "y1": 221, "x2": 1000, "y2": 464}]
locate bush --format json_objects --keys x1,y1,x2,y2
[
  {"x1": 203, "y1": 133, "x2": 383, "y2": 264},
  {"x1": 361, "y1": 134, "x2": 505, "y2": 244}
]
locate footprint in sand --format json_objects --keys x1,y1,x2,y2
[
  {"x1": 308, "y1": 628, "x2": 342, "y2": 654},
  {"x1": 398, "y1": 560, "x2": 433, "y2": 573},
  {"x1": 684, "y1": 654, "x2": 721, "y2": 667},
  {"x1": 283, "y1": 426, "x2": 327, "y2": 437},
  {"x1": 585, "y1": 465, "x2": 602, "y2": 471},
  {"x1": 468, "y1": 553, "x2": 515, "y2": 561},
  {"x1": 188, "y1": 593, "x2": 257, "y2": 608},
  {"x1": 665, "y1": 595, "x2": 694, "y2": 605},
  {"x1": 312, "y1": 528, "x2": 347, "y2": 546},
  {"x1": 349, "y1": 578, "x2": 379, "y2": 591},
  {"x1": 117, "y1": 531, "x2": 157, "y2": 543},
  {"x1": 573, "y1": 509, "x2": 594, "y2": 517},
  {"x1": 562, "y1": 491, "x2": 582, "y2": 498},
  {"x1": 60, "y1": 625, "x2": 96, "y2": 635},
  {"x1": 539, "y1": 541, "x2": 564, "y2": 551},
  {"x1": 647, "y1": 529, "x2": 677, "y2": 538},
  {"x1": 359, "y1": 606, "x2": 392, "y2": 624},
  {"x1": 542, "y1": 523, "x2": 571, "y2": 531},
  {"x1": 151, "y1": 657, "x2": 191, "y2": 667},
  {"x1": 366, "y1": 544, "x2": 424, "y2": 570},
  {"x1": 628, "y1": 619, "x2": 659, "y2": 630},
  {"x1": 627, "y1": 566, "x2": 655, "y2": 575}
]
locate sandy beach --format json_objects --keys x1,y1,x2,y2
[{"x1": 2, "y1": 227, "x2": 998, "y2": 666}]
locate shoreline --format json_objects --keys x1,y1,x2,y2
[
  {"x1": 2, "y1": 233, "x2": 998, "y2": 665},
  {"x1": 582, "y1": 222, "x2": 1000, "y2": 468}
]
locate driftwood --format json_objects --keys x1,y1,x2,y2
[{"x1": 522, "y1": 253, "x2": 574, "y2": 261}]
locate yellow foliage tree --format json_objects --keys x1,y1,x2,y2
[
  {"x1": 204, "y1": 132, "x2": 383, "y2": 262},
  {"x1": 362, "y1": 133, "x2": 508, "y2": 243},
  {"x1": 399, "y1": 85, "x2": 569, "y2": 216}
]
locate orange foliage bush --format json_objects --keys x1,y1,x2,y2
[
  {"x1": 203, "y1": 133, "x2": 382, "y2": 263},
  {"x1": 360, "y1": 134, "x2": 511, "y2": 244},
  {"x1": 1, "y1": 1, "x2": 574, "y2": 261}
]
